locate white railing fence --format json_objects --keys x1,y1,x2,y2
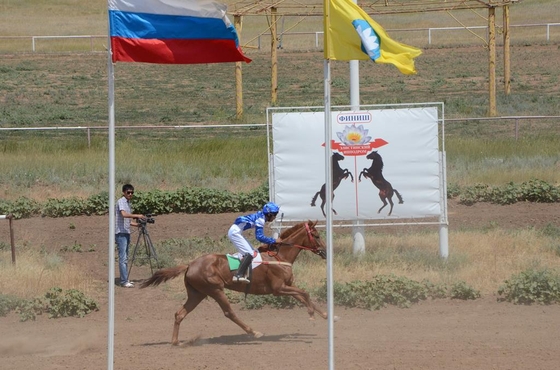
[
  {"x1": 0, "y1": 23, "x2": 558, "y2": 53},
  {"x1": 1, "y1": 116, "x2": 558, "y2": 147},
  {"x1": 260, "y1": 22, "x2": 560, "y2": 49}
]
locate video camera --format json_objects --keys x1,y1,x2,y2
[{"x1": 138, "y1": 214, "x2": 155, "y2": 225}]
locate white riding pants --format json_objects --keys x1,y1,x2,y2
[{"x1": 228, "y1": 224, "x2": 258, "y2": 257}]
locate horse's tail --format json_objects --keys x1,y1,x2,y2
[
  {"x1": 139, "y1": 264, "x2": 189, "y2": 288},
  {"x1": 310, "y1": 190, "x2": 320, "y2": 207},
  {"x1": 394, "y1": 189, "x2": 404, "y2": 204}
]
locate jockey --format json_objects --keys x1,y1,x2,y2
[{"x1": 228, "y1": 202, "x2": 281, "y2": 284}]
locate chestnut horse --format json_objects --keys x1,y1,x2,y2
[
  {"x1": 140, "y1": 220, "x2": 327, "y2": 345},
  {"x1": 359, "y1": 150, "x2": 404, "y2": 216}
]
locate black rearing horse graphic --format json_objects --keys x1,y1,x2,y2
[
  {"x1": 359, "y1": 150, "x2": 404, "y2": 216},
  {"x1": 311, "y1": 152, "x2": 354, "y2": 217}
]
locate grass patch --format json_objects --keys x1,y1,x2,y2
[{"x1": 0, "y1": 247, "x2": 96, "y2": 299}]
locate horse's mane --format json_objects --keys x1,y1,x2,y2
[
  {"x1": 279, "y1": 221, "x2": 307, "y2": 239},
  {"x1": 371, "y1": 151, "x2": 384, "y2": 171}
]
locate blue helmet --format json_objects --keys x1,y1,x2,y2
[{"x1": 262, "y1": 202, "x2": 280, "y2": 215}]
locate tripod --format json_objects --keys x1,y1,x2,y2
[{"x1": 128, "y1": 222, "x2": 158, "y2": 280}]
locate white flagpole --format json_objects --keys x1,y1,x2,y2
[
  {"x1": 349, "y1": 0, "x2": 365, "y2": 256},
  {"x1": 107, "y1": 3, "x2": 116, "y2": 368},
  {"x1": 324, "y1": 59, "x2": 335, "y2": 370},
  {"x1": 324, "y1": 1, "x2": 335, "y2": 369}
]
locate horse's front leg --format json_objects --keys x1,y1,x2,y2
[
  {"x1": 209, "y1": 289, "x2": 263, "y2": 338},
  {"x1": 358, "y1": 169, "x2": 367, "y2": 182},
  {"x1": 345, "y1": 170, "x2": 354, "y2": 182},
  {"x1": 274, "y1": 285, "x2": 327, "y2": 320}
]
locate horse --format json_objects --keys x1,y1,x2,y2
[
  {"x1": 139, "y1": 220, "x2": 328, "y2": 345},
  {"x1": 311, "y1": 152, "x2": 354, "y2": 217},
  {"x1": 358, "y1": 150, "x2": 404, "y2": 216}
]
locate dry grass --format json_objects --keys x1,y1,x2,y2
[
  {"x1": 292, "y1": 228, "x2": 560, "y2": 295},
  {"x1": 2, "y1": 227, "x2": 557, "y2": 300},
  {"x1": 0, "y1": 249, "x2": 96, "y2": 299}
]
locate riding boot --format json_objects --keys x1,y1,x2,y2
[{"x1": 233, "y1": 253, "x2": 253, "y2": 284}]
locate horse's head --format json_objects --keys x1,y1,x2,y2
[
  {"x1": 366, "y1": 150, "x2": 379, "y2": 160},
  {"x1": 272, "y1": 221, "x2": 326, "y2": 259},
  {"x1": 332, "y1": 152, "x2": 345, "y2": 162},
  {"x1": 302, "y1": 220, "x2": 327, "y2": 259}
]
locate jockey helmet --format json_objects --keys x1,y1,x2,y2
[{"x1": 262, "y1": 202, "x2": 280, "y2": 215}]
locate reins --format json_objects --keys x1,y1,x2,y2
[{"x1": 264, "y1": 222, "x2": 322, "y2": 256}]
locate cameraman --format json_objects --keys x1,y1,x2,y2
[{"x1": 115, "y1": 184, "x2": 145, "y2": 288}]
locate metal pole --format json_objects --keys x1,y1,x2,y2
[
  {"x1": 107, "y1": 8, "x2": 116, "y2": 368},
  {"x1": 438, "y1": 152, "x2": 449, "y2": 259},
  {"x1": 324, "y1": 59, "x2": 335, "y2": 370},
  {"x1": 234, "y1": 15, "x2": 244, "y2": 119},
  {"x1": 349, "y1": 9, "x2": 365, "y2": 255}
]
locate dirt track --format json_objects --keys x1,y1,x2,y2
[{"x1": 1, "y1": 200, "x2": 560, "y2": 369}]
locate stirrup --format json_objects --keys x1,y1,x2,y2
[{"x1": 233, "y1": 275, "x2": 250, "y2": 284}]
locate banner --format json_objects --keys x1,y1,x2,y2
[{"x1": 272, "y1": 107, "x2": 440, "y2": 221}]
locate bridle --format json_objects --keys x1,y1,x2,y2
[{"x1": 269, "y1": 222, "x2": 326, "y2": 258}]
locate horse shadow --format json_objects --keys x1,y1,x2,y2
[
  {"x1": 140, "y1": 333, "x2": 318, "y2": 347},
  {"x1": 310, "y1": 152, "x2": 354, "y2": 217},
  {"x1": 358, "y1": 150, "x2": 404, "y2": 216}
]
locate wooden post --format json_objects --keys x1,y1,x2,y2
[
  {"x1": 270, "y1": 7, "x2": 278, "y2": 104},
  {"x1": 234, "y1": 15, "x2": 244, "y2": 119},
  {"x1": 503, "y1": 5, "x2": 511, "y2": 95},
  {"x1": 1, "y1": 214, "x2": 16, "y2": 264},
  {"x1": 9, "y1": 215, "x2": 15, "y2": 264},
  {"x1": 488, "y1": 7, "x2": 497, "y2": 117}
]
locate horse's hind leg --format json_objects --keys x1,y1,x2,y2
[
  {"x1": 387, "y1": 198, "x2": 395, "y2": 216},
  {"x1": 172, "y1": 283, "x2": 206, "y2": 345},
  {"x1": 377, "y1": 195, "x2": 388, "y2": 214},
  {"x1": 209, "y1": 289, "x2": 263, "y2": 338}
]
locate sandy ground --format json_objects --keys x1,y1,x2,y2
[{"x1": 1, "y1": 200, "x2": 560, "y2": 370}]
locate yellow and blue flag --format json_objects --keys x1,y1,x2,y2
[{"x1": 325, "y1": 0, "x2": 421, "y2": 74}]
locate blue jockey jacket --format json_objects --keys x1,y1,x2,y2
[{"x1": 233, "y1": 211, "x2": 276, "y2": 245}]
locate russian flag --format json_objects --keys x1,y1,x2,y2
[{"x1": 108, "y1": 0, "x2": 251, "y2": 64}]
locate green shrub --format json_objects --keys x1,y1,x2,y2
[
  {"x1": 0, "y1": 294, "x2": 22, "y2": 317},
  {"x1": 518, "y1": 179, "x2": 559, "y2": 203},
  {"x1": 498, "y1": 268, "x2": 560, "y2": 305},
  {"x1": 0, "y1": 197, "x2": 41, "y2": 219},
  {"x1": 15, "y1": 287, "x2": 99, "y2": 321},
  {"x1": 42, "y1": 197, "x2": 86, "y2": 217},
  {"x1": 243, "y1": 294, "x2": 300, "y2": 309},
  {"x1": 450, "y1": 281, "x2": 481, "y2": 300},
  {"x1": 457, "y1": 180, "x2": 560, "y2": 206},
  {"x1": 3, "y1": 180, "x2": 557, "y2": 218},
  {"x1": 242, "y1": 282, "x2": 311, "y2": 310},
  {"x1": 315, "y1": 275, "x2": 447, "y2": 310},
  {"x1": 83, "y1": 192, "x2": 109, "y2": 215}
]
